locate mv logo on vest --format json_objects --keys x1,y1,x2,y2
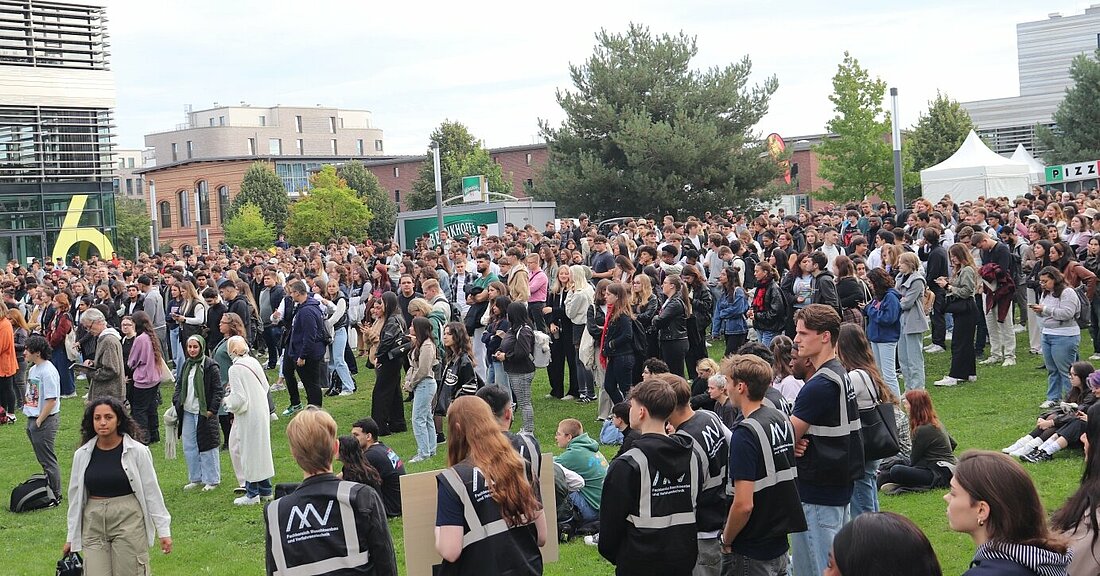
[
  {"x1": 285, "y1": 500, "x2": 341, "y2": 544},
  {"x1": 770, "y1": 421, "x2": 794, "y2": 452}
]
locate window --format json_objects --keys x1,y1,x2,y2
[
  {"x1": 375, "y1": 139, "x2": 383, "y2": 152},
  {"x1": 197, "y1": 180, "x2": 210, "y2": 225},
  {"x1": 186, "y1": 141, "x2": 193, "y2": 159},
  {"x1": 125, "y1": 178, "x2": 133, "y2": 195},
  {"x1": 525, "y1": 153, "x2": 532, "y2": 166},
  {"x1": 217, "y1": 186, "x2": 230, "y2": 223},
  {"x1": 136, "y1": 178, "x2": 143, "y2": 196},
  {"x1": 269, "y1": 138, "x2": 282, "y2": 155},
  {"x1": 259, "y1": 115, "x2": 266, "y2": 126},
  {"x1": 394, "y1": 190, "x2": 400, "y2": 203},
  {"x1": 525, "y1": 179, "x2": 534, "y2": 192},
  {"x1": 247, "y1": 138, "x2": 256, "y2": 155},
  {"x1": 296, "y1": 139, "x2": 303, "y2": 155},
  {"x1": 295, "y1": 115, "x2": 303, "y2": 133},
  {"x1": 393, "y1": 166, "x2": 399, "y2": 178},
  {"x1": 128, "y1": 157, "x2": 135, "y2": 168},
  {"x1": 159, "y1": 201, "x2": 171, "y2": 229},
  {"x1": 177, "y1": 190, "x2": 190, "y2": 227},
  {"x1": 330, "y1": 139, "x2": 338, "y2": 154},
  {"x1": 218, "y1": 116, "x2": 225, "y2": 126},
  {"x1": 171, "y1": 143, "x2": 178, "y2": 162},
  {"x1": 329, "y1": 117, "x2": 337, "y2": 133},
  {"x1": 356, "y1": 139, "x2": 364, "y2": 155},
  {"x1": 209, "y1": 117, "x2": 215, "y2": 127},
  {"x1": 112, "y1": 177, "x2": 119, "y2": 194}
]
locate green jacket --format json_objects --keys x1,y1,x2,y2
[{"x1": 554, "y1": 432, "x2": 608, "y2": 511}]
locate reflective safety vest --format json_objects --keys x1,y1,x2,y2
[
  {"x1": 675, "y1": 410, "x2": 731, "y2": 532},
  {"x1": 437, "y1": 463, "x2": 542, "y2": 576},
  {"x1": 735, "y1": 406, "x2": 807, "y2": 544},
  {"x1": 266, "y1": 481, "x2": 370, "y2": 576},
  {"x1": 507, "y1": 431, "x2": 542, "y2": 483},
  {"x1": 619, "y1": 446, "x2": 702, "y2": 531},
  {"x1": 799, "y1": 361, "x2": 864, "y2": 485}
]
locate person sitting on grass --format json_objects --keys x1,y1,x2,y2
[
  {"x1": 1019, "y1": 367, "x2": 1100, "y2": 464},
  {"x1": 553, "y1": 418, "x2": 608, "y2": 530},
  {"x1": 1003, "y1": 361, "x2": 1097, "y2": 458},
  {"x1": 877, "y1": 390, "x2": 956, "y2": 495},
  {"x1": 350, "y1": 417, "x2": 406, "y2": 519}
]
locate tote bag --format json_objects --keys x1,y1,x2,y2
[{"x1": 852, "y1": 369, "x2": 900, "y2": 461}]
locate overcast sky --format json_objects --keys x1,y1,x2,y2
[{"x1": 107, "y1": 0, "x2": 1091, "y2": 155}]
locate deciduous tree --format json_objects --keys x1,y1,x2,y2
[
  {"x1": 285, "y1": 165, "x2": 372, "y2": 244},
  {"x1": 223, "y1": 203, "x2": 275, "y2": 249},
  {"x1": 339, "y1": 160, "x2": 397, "y2": 241},
  {"x1": 406, "y1": 122, "x2": 511, "y2": 211},
  {"x1": 114, "y1": 196, "x2": 152, "y2": 260},
  {"x1": 1037, "y1": 49, "x2": 1100, "y2": 165},
  {"x1": 228, "y1": 162, "x2": 289, "y2": 233}
]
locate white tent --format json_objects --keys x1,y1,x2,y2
[
  {"x1": 1009, "y1": 144, "x2": 1045, "y2": 185},
  {"x1": 919, "y1": 130, "x2": 1031, "y2": 203}
]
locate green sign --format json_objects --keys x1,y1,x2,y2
[
  {"x1": 1045, "y1": 165, "x2": 1063, "y2": 183},
  {"x1": 402, "y1": 210, "x2": 498, "y2": 249},
  {"x1": 461, "y1": 175, "x2": 485, "y2": 203}
]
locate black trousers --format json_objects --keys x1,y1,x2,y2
[
  {"x1": 372, "y1": 360, "x2": 406, "y2": 434},
  {"x1": 878, "y1": 464, "x2": 936, "y2": 489},
  {"x1": 660, "y1": 339, "x2": 689, "y2": 380},
  {"x1": 283, "y1": 349, "x2": 302, "y2": 406},
  {"x1": 949, "y1": 305, "x2": 978, "y2": 380},
  {"x1": 528, "y1": 301, "x2": 546, "y2": 332},
  {"x1": 974, "y1": 295, "x2": 988, "y2": 357},
  {"x1": 930, "y1": 287, "x2": 947, "y2": 347},
  {"x1": 262, "y1": 326, "x2": 283, "y2": 369},
  {"x1": 547, "y1": 331, "x2": 576, "y2": 398},
  {"x1": 129, "y1": 384, "x2": 161, "y2": 444},
  {"x1": 603, "y1": 353, "x2": 635, "y2": 404},
  {"x1": 0, "y1": 374, "x2": 15, "y2": 415},
  {"x1": 723, "y1": 333, "x2": 747, "y2": 358},
  {"x1": 293, "y1": 356, "x2": 325, "y2": 407}
]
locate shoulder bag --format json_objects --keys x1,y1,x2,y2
[{"x1": 853, "y1": 370, "x2": 900, "y2": 461}]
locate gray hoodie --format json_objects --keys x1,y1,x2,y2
[{"x1": 89, "y1": 327, "x2": 126, "y2": 402}]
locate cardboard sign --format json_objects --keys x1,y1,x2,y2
[{"x1": 399, "y1": 453, "x2": 558, "y2": 576}]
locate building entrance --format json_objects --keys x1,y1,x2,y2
[{"x1": 0, "y1": 233, "x2": 45, "y2": 266}]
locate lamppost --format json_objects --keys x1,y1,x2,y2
[{"x1": 432, "y1": 141, "x2": 444, "y2": 246}]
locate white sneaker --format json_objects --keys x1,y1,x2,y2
[
  {"x1": 583, "y1": 534, "x2": 600, "y2": 546},
  {"x1": 1011, "y1": 438, "x2": 1044, "y2": 457},
  {"x1": 1039, "y1": 400, "x2": 1056, "y2": 409},
  {"x1": 1003, "y1": 436, "x2": 1030, "y2": 454},
  {"x1": 183, "y1": 482, "x2": 202, "y2": 490},
  {"x1": 1001, "y1": 359, "x2": 1016, "y2": 367},
  {"x1": 75, "y1": 373, "x2": 87, "y2": 380},
  {"x1": 924, "y1": 344, "x2": 945, "y2": 353},
  {"x1": 979, "y1": 356, "x2": 1003, "y2": 365},
  {"x1": 933, "y1": 376, "x2": 959, "y2": 387},
  {"x1": 202, "y1": 484, "x2": 219, "y2": 492},
  {"x1": 407, "y1": 454, "x2": 429, "y2": 464},
  {"x1": 562, "y1": 395, "x2": 575, "y2": 401},
  {"x1": 234, "y1": 495, "x2": 261, "y2": 506},
  {"x1": 1013, "y1": 324, "x2": 1026, "y2": 333},
  {"x1": 968, "y1": 375, "x2": 978, "y2": 382},
  {"x1": 1089, "y1": 354, "x2": 1100, "y2": 361},
  {"x1": 338, "y1": 390, "x2": 353, "y2": 396},
  {"x1": 270, "y1": 382, "x2": 287, "y2": 392}
]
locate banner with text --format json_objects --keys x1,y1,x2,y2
[{"x1": 401, "y1": 210, "x2": 499, "y2": 249}]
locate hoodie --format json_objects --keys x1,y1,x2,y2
[
  {"x1": 90, "y1": 327, "x2": 126, "y2": 402},
  {"x1": 965, "y1": 542, "x2": 1072, "y2": 576},
  {"x1": 288, "y1": 297, "x2": 327, "y2": 361},
  {"x1": 864, "y1": 288, "x2": 902, "y2": 343},
  {"x1": 553, "y1": 432, "x2": 608, "y2": 511}
]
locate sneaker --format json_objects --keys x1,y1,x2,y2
[
  {"x1": 270, "y1": 412, "x2": 279, "y2": 422},
  {"x1": 202, "y1": 484, "x2": 219, "y2": 492},
  {"x1": 60, "y1": 393, "x2": 77, "y2": 399},
  {"x1": 1021, "y1": 449, "x2": 1054, "y2": 463},
  {"x1": 75, "y1": 373, "x2": 87, "y2": 380},
  {"x1": 578, "y1": 396, "x2": 594, "y2": 403},
  {"x1": 437, "y1": 432, "x2": 446, "y2": 444},
  {"x1": 880, "y1": 482, "x2": 902, "y2": 494},
  {"x1": 325, "y1": 388, "x2": 341, "y2": 397},
  {"x1": 968, "y1": 375, "x2": 978, "y2": 382},
  {"x1": 583, "y1": 534, "x2": 600, "y2": 546},
  {"x1": 562, "y1": 395, "x2": 575, "y2": 401},
  {"x1": 281, "y1": 404, "x2": 302, "y2": 416},
  {"x1": 183, "y1": 482, "x2": 202, "y2": 490},
  {"x1": 1039, "y1": 400, "x2": 1056, "y2": 409},
  {"x1": 1013, "y1": 324, "x2": 1026, "y2": 333},
  {"x1": 5, "y1": 413, "x2": 15, "y2": 424},
  {"x1": 1090, "y1": 354, "x2": 1100, "y2": 361},
  {"x1": 923, "y1": 344, "x2": 945, "y2": 353},
  {"x1": 260, "y1": 495, "x2": 274, "y2": 503},
  {"x1": 407, "y1": 454, "x2": 428, "y2": 464},
  {"x1": 933, "y1": 376, "x2": 959, "y2": 387},
  {"x1": 979, "y1": 356, "x2": 1003, "y2": 365},
  {"x1": 270, "y1": 382, "x2": 287, "y2": 392},
  {"x1": 1036, "y1": 364, "x2": 1047, "y2": 370},
  {"x1": 1010, "y1": 444, "x2": 1037, "y2": 457},
  {"x1": 1001, "y1": 359, "x2": 1016, "y2": 367},
  {"x1": 234, "y1": 495, "x2": 261, "y2": 506},
  {"x1": 234, "y1": 485, "x2": 247, "y2": 495},
  {"x1": 338, "y1": 390, "x2": 353, "y2": 397}
]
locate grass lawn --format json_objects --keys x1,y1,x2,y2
[{"x1": 0, "y1": 329, "x2": 1088, "y2": 575}]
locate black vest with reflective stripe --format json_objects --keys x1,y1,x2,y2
[
  {"x1": 437, "y1": 463, "x2": 542, "y2": 576},
  {"x1": 734, "y1": 406, "x2": 807, "y2": 544},
  {"x1": 619, "y1": 445, "x2": 701, "y2": 533},
  {"x1": 674, "y1": 410, "x2": 730, "y2": 532},
  {"x1": 798, "y1": 360, "x2": 864, "y2": 485},
  {"x1": 266, "y1": 480, "x2": 371, "y2": 576},
  {"x1": 507, "y1": 431, "x2": 542, "y2": 486}
]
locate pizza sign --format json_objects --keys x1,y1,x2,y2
[{"x1": 1045, "y1": 160, "x2": 1100, "y2": 184}]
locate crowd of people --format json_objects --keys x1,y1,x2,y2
[{"x1": 6, "y1": 187, "x2": 1100, "y2": 574}]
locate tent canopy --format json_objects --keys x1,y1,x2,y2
[
  {"x1": 1010, "y1": 144, "x2": 1045, "y2": 184},
  {"x1": 920, "y1": 130, "x2": 1030, "y2": 203}
]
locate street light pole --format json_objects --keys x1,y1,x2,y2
[
  {"x1": 890, "y1": 87, "x2": 904, "y2": 216},
  {"x1": 432, "y1": 142, "x2": 444, "y2": 247}
]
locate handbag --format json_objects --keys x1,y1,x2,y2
[
  {"x1": 64, "y1": 329, "x2": 79, "y2": 362},
  {"x1": 57, "y1": 551, "x2": 83, "y2": 576},
  {"x1": 578, "y1": 325, "x2": 597, "y2": 371},
  {"x1": 158, "y1": 356, "x2": 174, "y2": 383},
  {"x1": 944, "y1": 294, "x2": 970, "y2": 314},
  {"x1": 853, "y1": 370, "x2": 900, "y2": 461}
]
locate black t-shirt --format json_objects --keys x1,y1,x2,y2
[
  {"x1": 592, "y1": 251, "x2": 616, "y2": 275},
  {"x1": 85, "y1": 442, "x2": 134, "y2": 498},
  {"x1": 365, "y1": 442, "x2": 405, "y2": 517}
]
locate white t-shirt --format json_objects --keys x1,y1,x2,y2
[{"x1": 23, "y1": 361, "x2": 61, "y2": 418}]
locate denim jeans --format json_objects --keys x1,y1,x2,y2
[
  {"x1": 245, "y1": 478, "x2": 272, "y2": 499},
  {"x1": 487, "y1": 360, "x2": 508, "y2": 391},
  {"x1": 790, "y1": 502, "x2": 847, "y2": 576},
  {"x1": 1042, "y1": 333, "x2": 1079, "y2": 402},
  {"x1": 262, "y1": 325, "x2": 283, "y2": 368},
  {"x1": 411, "y1": 377, "x2": 437, "y2": 458},
  {"x1": 327, "y1": 326, "x2": 355, "y2": 392},
  {"x1": 722, "y1": 549, "x2": 789, "y2": 576},
  {"x1": 758, "y1": 330, "x2": 778, "y2": 347},
  {"x1": 897, "y1": 333, "x2": 925, "y2": 390},
  {"x1": 181, "y1": 411, "x2": 221, "y2": 485},
  {"x1": 168, "y1": 327, "x2": 181, "y2": 364},
  {"x1": 849, "y1": 459, "x2": 880, "y2": 518},
  {"x1": 568, "y1": 491, "x2": 598, "y2": 523},
  {"x1": 870, "y1": 341, "x2": 900, "y2": 398}
]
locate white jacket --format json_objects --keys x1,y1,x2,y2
[
  {"x1": 66, "y1": 434, "x2": 171, "y2": 551},
  {"x1": 223, "y1": 355, "x2": 276, "y2": 482}
]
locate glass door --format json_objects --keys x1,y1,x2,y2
[{"x1": 0, "y1": 233, "x2": 46, "y2": 266}]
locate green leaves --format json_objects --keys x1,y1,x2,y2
[
  {"x1": 229, "y1": 162, "x2": 289, "y2": 233},
  {"x1": 114, "y1": 196, "x2": 152, "y2": 259},
  {"x1": 223, "y1": 203, "x2": 275, "y2": 249},
  {"x1": 406, "y1": 121, "x2": 511, "y2": 211},
  {"x1": 538, "y1": 23, "x2": 780, "y2": 218},
  {"x1": 338, "y1": 161, "x2": 397, "y2": 242},
  {"x1": 285, "y1": 165, "x2": 373, "y2": 245},
  {"x1": 1038, "y1": 49, "x2": 1100, "y2": 165}
]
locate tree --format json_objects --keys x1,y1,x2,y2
[
  {"x1": 405, "y1": 121, "x2": 511, "y2": 211},
  {"x1": 904, "y1": 92, "x2": 974, "y2": 202},
  {"x1": 814, "y1": 52, "x2": 916, "y2": 203},
  {"x1": 223, "y1": 203, "x2": 275, "y2": 249},
  {"x1": 228, "y1": 162, "x2": 289, "y2": 233},
  {"x1": 339, "y1": 160, "x2": 398, "y2": 241},
  {"x1": 285, "y1": 165, "x2": 372, "y2": 245},
  {"x1": 1037, "y1": 49, "x2": 1100, "y2": 165},
  {"x1": 536, "y1": 24, "x2": 780, "y2": 219},
  {"x1": 114, "y1": 196, "x2": 152, "y2": 260}
]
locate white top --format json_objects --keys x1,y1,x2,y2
[{"x1": 23, "y1": 361, "x2": 61, "y2": 417}]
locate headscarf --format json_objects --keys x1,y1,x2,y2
[{"x1": 181, "y1": 334, "x2": 208, "y2": 414}]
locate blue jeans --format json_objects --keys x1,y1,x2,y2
[
  {"x1": 870, "y1": 341, "x2": 900, "y2": 399},
  {"x1": 1042, "y1": 333, "x2": 1079, "y2": 402},
  {"x1": 328, "y1": 326, "x2": 355, "y2": 392},
  {"x1": 411, "y1": 377, "x2": 437, "y2": 458},
  {"x1": 758, "y1": 330, "x2": 778, "y2": 347},
  {"x1": 487, "y1": 360, "x2": 508, "y2": 391},
  {"x1": 245, "y1": 478, "x2": 272, "y2": 499},
  {"x1": 568, "y1": 491, "x2": 599, "y2": 524},
  {"x1": 181, "y1": 411, "x2": 221, "y2": 485},
  {"x1": 791, "y1": 502, "x2": 847, "y2": 576},
  {"x1": 898, "y1": 333, "x2": 925, "y2": 390},
  {"x1": 849, "y1": 459, "x2": 880, "y2": 518}
]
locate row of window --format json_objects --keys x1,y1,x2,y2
[
  {"x1": 156, "y1": 182, "x2": 230, "y2": 230},
  {"x1": 112, "y1": 177, "x2": 143, "y2": 196},
  {"x1": 170, "y1": 138, "x2": 383, "y2": 162}
]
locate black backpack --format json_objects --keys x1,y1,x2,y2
[
  {"x1": 630, "y1": 317, "x2": 648, "y2": 356},
  {"x1": 740, "y1": 252, "x2": 758, "y2": 290},
  {"x1": 10, "y1": 474, "x2": 57, "y2": 512}
]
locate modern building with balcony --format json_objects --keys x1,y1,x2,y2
[{"x1": 0, "y1": 0, "x2": 117, "y2": 265}]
